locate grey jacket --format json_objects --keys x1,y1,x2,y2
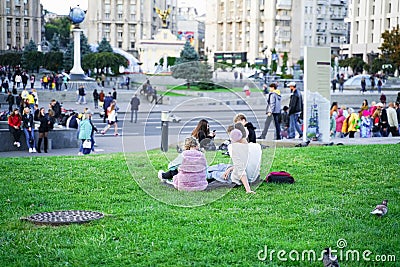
[{"x1": 266, "y1": 92, "x2": 282, "y2": 114}]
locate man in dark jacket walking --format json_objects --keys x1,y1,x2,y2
[
  {"x1": 288, "y1": 82, "x2": 303, "y2": 139},
  {"x1": 130, "y1": 94, "x2": 140, "y2": 123}
]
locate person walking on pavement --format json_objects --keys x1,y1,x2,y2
[
  {"x1": 130, "y1": 94, "x2": 140, "y2": 123},
  {"x1": 6, "y1": 91, "x2": 14, "y2": 113},
  {"x1": 112, "y1": 88, "x2": 117, "y2": 100},
  {"x1": 257, "y1": 83, "x2": 282, "y2": 140},
  {"x1": 288, "y1": 81, "x2": 303, "y2": 139},
  {"x1": 93, "y1": 89, "x2": 99, "y2": 109},
  {"x1": 103, "y1": 92, "x2": 113, "y2": 123},
  {"x1": 77, "y1": 85, "x2": 86, "y2": 104}
]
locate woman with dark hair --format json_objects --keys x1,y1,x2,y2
[
  {"x1": 191, "y1": 119, "x2": 216, "y2": 143},
  {"x1": 37, "y1": 107, "x2": 50, "y2": 153},
  {"x1": 8, "y1": 108, "x2": 22, "y2": 148}
]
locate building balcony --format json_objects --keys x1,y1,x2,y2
[
  {"x1": 316, "y1": 13, "x2": 326, "y2": 19},
  {"x1": 316, "y1": 29, "x2": 326, "y2": 34},
  {"x1": 276, "y1": 0, "x2": 292, "y2": 10},
  {"x1": 317, "y1": 0, "x2": 328, "y2": 5},
  {"x1": 275, "y1": 35, "x2": 291, "y2": 42},
  {"x1": 330, "y1": 14, "x2": 346, "y2": 20},
  {"x1": 276, "y1": 15, "x2": 291, "y2": 21},
  {"x1": 330, "y1": 28, "x2": 346, "y2": 35},
  {"x1": 331, "y1": 0, "x2": 346, "y2": 6}
]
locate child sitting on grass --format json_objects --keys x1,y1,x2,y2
[{"x1": 158, "y1": 137, "x2": 208, "y2": 191}]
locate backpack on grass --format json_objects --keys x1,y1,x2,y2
[{"x1": 265, "y1": 171, "x2": 295, "y2": 184}]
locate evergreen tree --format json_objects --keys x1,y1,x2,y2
[
  {"x1": 50, "y1": 33, "x2": 60, "y2": 52},
  {"x1": 80, "y1": 33, "x2": 92, "y2": 56},
  {"x1": 176, "y1": 41, "x2": 199, "y2": 64},
  {"x1": 270, "y1": 48, "x2": 278, "y2": 73},
  {"x1": 24, "y1": 39, "x2": 38, "y2": 52},
  {"x1": 97, "y1": 38, "x2": 113, "y2": 53},
  {"x1": 172, "y1": 41, "x2": 201, "y2": 89},
  {"x1": 22, "y1": 40, "x2": 40, "y2": 72},
  {"x1": 281, "y1": 52, "x2": 288, "y2": 74}
]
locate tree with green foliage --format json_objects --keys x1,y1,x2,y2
[
  {"x1": 50, "y1": 33, "x2": 60, "y2": 52},
  {"x1": 339, "y1": 57, "x2": 368, "y2": 74},
  {"x1": 80, "y1": 34, "x2": 92, "y2": 57},
  {"x1": 21, "y1": 40, "x2": 41, "y2": 72},
  {"x1": 63, "y1": 42, "x2": 73, "y2": 71},
  {"x1": 270, "y1": 48, "x2": 278, "y2": 73},
  {"x1": 82, "y1": 52, "x2": 128, "y2": 75},
  {"x1": 281, "y1": 52, "x2": 288, "y2": 74},
  {"x1": 97, "y1": 38, "x2": 113, "y2": 53},
  {"x1": 0, "y1": 52, "x2": 22, "y2": 69},
  {"x1": 44, "y1": 17, "x2": 71, "y2": 48},
  {"x1": 43, "y1": 52, "x2": 63, "y2": 72},
  {"x1": 159, "y1": 56, "x2": 176, "y2": 68},
  {"x1": 172, "y1": 41, "x2": 203, "y2": 89},
  {"x1": 379, "y1": 24, "x2": 400, "y2": 73},
  {"x1": 24, "y1": 39, "x2": 37, "y2": 52}
]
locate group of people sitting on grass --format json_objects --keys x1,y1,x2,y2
[{"x1": 158, "y1": 114, "x2": 262, "y2": 194}]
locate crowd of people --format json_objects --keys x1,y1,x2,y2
[{"x1": 330, "y1": 94, "x2": 400, "y2": 138}]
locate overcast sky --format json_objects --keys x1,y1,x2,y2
[{"x1": 40, "y1": 0, "x2": 205, "y2": 15}]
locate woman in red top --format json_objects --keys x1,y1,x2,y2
[{"x1": 8, "y1": 108, "x2": 22, "y2": 148}]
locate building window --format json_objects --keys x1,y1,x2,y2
[
  {"x1": 118, "y1": 32, "x2": 123, "y2": 39},
  {"x1": 7, "y1": 32, "x2": 11, "y2": 38},
  {"x1": 372, "y1": 5, "x2": 375, "y2": 15},
  {"x1": 118, "y1": 42, "x2": 122, "y2": 48},
  {"x1": 371, "y1": 20, "x2": 374, "y2": 30},
  {"x1": 24, "y1": 20, "x2": 28, "y2": 27},
  {"x1": 117, "y1": 24, "x2": 123, "y2": 29},
  {"x1": 16, "y1": 20, "x2": 20, "y2": 26},
  {"x1": 118, "y1": 14, "x2": 123, "y2": 19},
  {"x1": 7, "y1": 20, "x2": 11, "y2": 26},
  {"x1": 6, "y1": 8, "x2": 11, "y2": 14},
  {"x1": 24, "y1": 32, "x2": 28, "y2": 39},
  {"x1": 105, "y1": 13, "x2": 110, "y2": 19},
  {"x1": 130, "y1": 42, "x2": 135, "y2": 49},
  {"x1": 371, "y1": 33, "x2": 374, "y2": 42},
  {"x1": 130, "y1": 14, "x2": 136, "y2": 20}
]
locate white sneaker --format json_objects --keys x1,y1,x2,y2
[
  {"x1": 158, "y1": 170, "x2": 164, "y2": 181},
  {"x1": 29, "y1": 148, "x2": 33, "y2": 153},
  {"x1": 32, "y1": 148, "x2": 37, "y2": 153},
  {"x1": 14, "y1": 142, "x2": 17, "y2": 146},
  {"x1": 16, "y1": 142, "x2": 21, "y2": 148}
]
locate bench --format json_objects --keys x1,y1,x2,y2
[{"x1": 0, "y1": 127, "x2": 79, "y2": 152}]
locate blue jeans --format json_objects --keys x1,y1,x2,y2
[
  {"x1": 23, "y1": 128, "x2": 36, "y2": 149},
  {"x1": 289, "y1": 113, "x2": 302, "y2": 138}
]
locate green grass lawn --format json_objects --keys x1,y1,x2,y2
[{"x1": 0, "y1": 144, "x2": 399, "y2": 266}]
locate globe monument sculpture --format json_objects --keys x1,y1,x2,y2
[{"x1": 68, "y1": 6, "x2": 94, "y2": 82}]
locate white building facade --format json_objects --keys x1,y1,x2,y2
[
  {"x1": 85, "y1": 0, "x2": 178, "y2": 58},
  {"x1": 0, "y1": 0, "x2": 42, "y2": 51},
  {"x1": 343, "y1": 0, "x2": 400, "y2": 63},
  {"x1": 205, "y1": 0, "x2": 348, "y2": 68}
]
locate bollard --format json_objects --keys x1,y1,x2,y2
[{"x1": 161, "y1": 111, "x2": 169, "y2": 152}]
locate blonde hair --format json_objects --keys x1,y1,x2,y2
[{"x1": 184, "y1": 136, "x2": 199, "y2": 150}]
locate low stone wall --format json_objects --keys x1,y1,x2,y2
[{"x1": 0, "y1": 127, "x2": 79, "y2": 152}]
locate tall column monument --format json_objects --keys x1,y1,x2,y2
[{"x1": 68, "y1": 6, "x2": 91, "y2": 81}]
